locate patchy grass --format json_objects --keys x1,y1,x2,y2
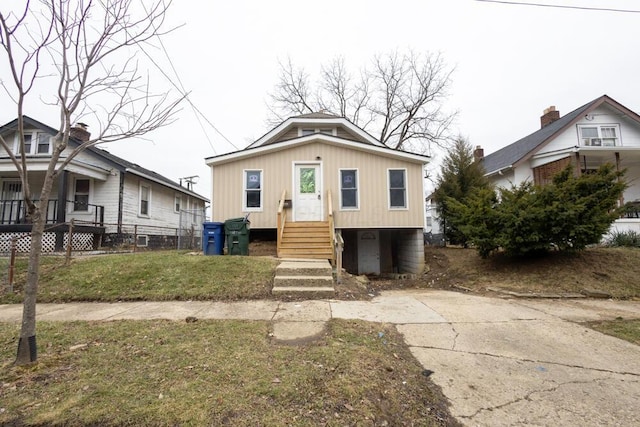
[
  {"x1": 417, "y1": 246, "x2": 640, "y2": 299},
  {"x1": 1, "y1": 252, "x2": 276, "y2": 304},
  {"x1": 585, "y1": 319, "x2": 640, "y2": 345},
  {"x1": 0, "y1": 320, "x2": 458, "y2": 426}
]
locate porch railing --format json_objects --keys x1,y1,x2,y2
[
  {"x1": 327, "y1": 190, "x2": 343, "y2": 283},
  {"x1": 276, "y1": 189, "x2": 287, "y2": 257},
  {"x1": 0, "y1": 199, "x2": 105, "y2": 226}
]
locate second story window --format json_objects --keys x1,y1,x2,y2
[
  {"x1": 579, "y1": 125, "x2": 620, "y2": 147},
  {"x1": 15, "y1": 132, "x2": 52, "y2": 155},
  {"x1": 299, "y1": 128, "x2": 336, "y2": 137}
]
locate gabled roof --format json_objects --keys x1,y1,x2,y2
[
  {"x1": 207, "y1": 112, "x2": 428, "y2": 165},
  {"x1": 0, "y1": 116, "x2": 208, "y2": 201},
  {"x1": 246, "y1": 112, "x2": 384, "y2": 149},
  {"x1": 481, "y1": 95, "x2": 640, "y2": 175}
]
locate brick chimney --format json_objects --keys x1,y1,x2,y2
[
  {"x1": 70, "y1": 122, "x2": 90, "y2": 142},
  {"x1": 473, "y1": 145, "x2": 484, "y2": 162},
  {"x1": 540, "y1": 106, "x2": 560, "y2": 128}
]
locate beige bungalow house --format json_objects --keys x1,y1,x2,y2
[{"x1": 205, "y1": 112, "x2": 428, "y2": 275}]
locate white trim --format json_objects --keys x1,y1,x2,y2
[
  {"x1": 71, "y1": 176, "x2": 92, "y2": 214},
  {"x1": 298, "y1": 127, "x2": 337, "y2": 137},
  {"x1": 387, "y1": 168, "x2": 408, "y2": 210},
  {"x1": 242, "y1": 169, "x2": 263, "y2": 212},
  {"x1": 338, "y1": 168, "x2": 360, "y2": 210},
  {"x1": 125, "y1": 168, "x2": 209, "y2": 202},
  {"x1": 136, "y1": 235, "x2": 148, "y2": 247},
  {"x1": 246, "y1": 116, "x2": 383, "y2": 149},
  {"x1": 577, "y1": 123, "x2": 621, "y2": 147},
  {"x1": 292, "y1": 161, "x2": 323, "y2": 222},
  {"x1": 207, "y1": 134, "x2": 429, "y2": 166},
  {"x1": 13, "y1": 131, "x2": 52, "y2": 156},
  {"x1": 138, "y1": 182, "x2": 151, "y2": 217}
]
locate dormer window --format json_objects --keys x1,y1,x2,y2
[
  {"x1": 579, "y1": 125, "x2": 619, "y2": 147},
  {"x1": 299, "y1": 128, "x2": 336, "y2": 137},
  {"x1": 15, "y1": 132, "x2": 52, "y2": 155}
]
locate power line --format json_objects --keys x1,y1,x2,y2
[
  {"x1": 136, "y1": 2, "x2": 239, "y2": 154},
  {"x1": 474, "y1": 0, "x2": 640, "y2": 13}
]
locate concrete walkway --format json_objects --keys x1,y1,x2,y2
[{"x1": 2, "y1": 290, "x2": 640, "y2": 426}]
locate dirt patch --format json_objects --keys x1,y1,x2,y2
[{"x1": 251, "y1": 241, "x2": 640, "y2": 300}]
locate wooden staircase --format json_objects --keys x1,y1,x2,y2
[{"x1": 278, "y1": 221, "x2": 333, "y2": 260}]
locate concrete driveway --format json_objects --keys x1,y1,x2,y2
[
  {"x1": 366, "y1": 291, "x2": 640, "y2": 427},
  {"x1": 1, "y1": 290, "x2": 639, "y2": 426}
]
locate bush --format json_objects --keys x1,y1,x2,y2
[
  {"x1": 605, "y1": 230, "x2": 640, "y2": 248},
  {"x1": 449, "y1": 164, "x2": 627, "y2": 258}
]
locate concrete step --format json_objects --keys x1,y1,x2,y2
[
  {"x1": 272, "y1": 258, "x2": 335, "y2": 297},
  {"x1": 273, "y1": 275, "x2": 334, "y2": 288},
  {"x1": 276, "y1": 260, "x2": 333, "y2": 277},
  {"x1": 271, "y1": 286, "x2": 335, "y2": 298}
]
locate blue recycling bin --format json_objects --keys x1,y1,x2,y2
[{"x1": 202, "y1": 222, "x2": 225, "y2": 255}]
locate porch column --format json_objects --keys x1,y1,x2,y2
[
  {"x1": 55, "y1": 171, "x2": 69, "y2": 251},
  {"x1": 616, "y1": 152, "x2": 624, "y2": 206},
  {"x1": 574, "y1": 152, "x2": 582, "y2": 177}
]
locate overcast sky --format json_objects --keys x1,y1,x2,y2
[{"x1": 2, "y1": 0, "x2": 639, "y2": 202}]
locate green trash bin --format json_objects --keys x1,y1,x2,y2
[{"x1": 224, "y1": 216, "x2": 250, "y2": 255}]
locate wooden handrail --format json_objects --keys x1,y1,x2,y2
[
  {"x1": 276, "y1": 189, "x2": 287, "y2": 257},
  {"x1": 326, "y1": 190, "x2": 343, "y2": 283}
]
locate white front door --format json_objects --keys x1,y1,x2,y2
[
  {"x1": 294, "y1": 163, "x2": 322, "y2": 221},
  {"x1": 358, "y1": 230, "x2": 380, "y2": 275}
]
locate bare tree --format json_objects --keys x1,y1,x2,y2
[
  {"x1": 267, "y1": 50, "x2": 456, "y2": 153},
  {"x1": 0, "y1": 0, "x2": 182, "y2": 365}
]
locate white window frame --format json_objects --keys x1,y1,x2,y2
[
  {"x1": 139, "y1": 183, "x2": 151, "y2": 217},
  {"x1": 243, "y1": 169, "x2": 263, "y2": 212},
  {"x1": 14, "y1": 132, "x2": 52, "y2": 155},
  {"x1": 72, "y1": 177, "x2": 91, "y2": 213},
  {"x1": 298, "y1": 127, "x2": 337, "y2": 137},
  {"x1": 578, "y1": 124, "x2": 621, "y2": 147},
  {"x1": 174, "y1": 194, "x2": 182, "y2": 213},
  {"x1": 136, "y1": 235, "x2": 148, "y2": 247},
  {"x1": 339, "y1": 168, "x2": 359, "y2": 210},
  {"x1": 387, "y1": 168, "x2": 408, "y2": 210}
]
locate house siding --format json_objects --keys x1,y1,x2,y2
[{"x1": 211, "y1": 141, "x2": 425, "y2": 229}]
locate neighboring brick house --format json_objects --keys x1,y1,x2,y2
[{"x1": 0, "y1": 116, "x2": 208, "y2": 252}]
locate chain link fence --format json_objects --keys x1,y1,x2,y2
[{"x1": 178, "y1": 208, "x2": 206, "y2": 251}]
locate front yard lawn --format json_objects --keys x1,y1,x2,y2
[{"x1": 0, "y1": 252, "x2": 276, "y2": 304}]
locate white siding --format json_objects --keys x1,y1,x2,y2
[{"x1": 540, "y1": 105, "x2": 640, "y2": 155}]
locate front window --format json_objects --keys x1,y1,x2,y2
[
  {"x1": 579, "y1": 125, "x2": 620, "y2": 146},
  {"x1": 340, "y1": 169, "x2": 358, "y2": 209},
  {"x1": 74, "y1": 179, "x2": 90, "y2": 211},
  {"x1": 388, "y1": 169, "x2": 407, "y2": 209},
  {"x1": 139, "y1": 184, "x2": 150, "y2": 216},
  {"x1": 244, "y1": 170, "x2": 262, "y2": 210},
  {"x1": 175, "y1": 195, "x2": 181, "y2": 213}
]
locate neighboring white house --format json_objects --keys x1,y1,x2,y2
[
  {"x1": 0, "y1": 116, "x2": 208, "y2": 252},
  {"x1": 206, "y1": 112, "x2": 429, "y2": 275},
  {"x1": 478, "y1": 94, "x2": 640, "y2": 235}
]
